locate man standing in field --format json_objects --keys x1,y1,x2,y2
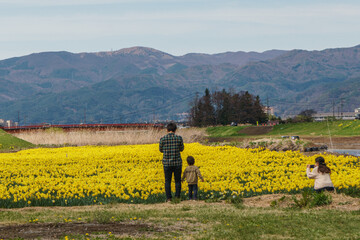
[{"x1": 159, "y1": 122, "x2": 184, "y2": 202}]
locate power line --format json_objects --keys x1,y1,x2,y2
[
  {"x1": 267, "y1": 98, "x2": 347, "y2": 108},
  {"x1": 88, "y1": 92, "x2": 197, "y2": 123},
  {"x1": 120, "y1": 92, "x2": 196, "y2": 118}
]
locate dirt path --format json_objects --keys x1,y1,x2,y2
[
  {"x1": 0, "y1": 194, "x2": 358, "y2": 239},
  {"x1": 244, "y1": 193, "x2": 360, "y2": 210},
  {"x1": 208, "y1": 126, "x2": 360, "y2": 150},
  {"x1": 302, "y1": 136, "x2": 360, "y2": 150},
  {"x1": 0, "y1": 222, "x2": 155, "y2": 239}
]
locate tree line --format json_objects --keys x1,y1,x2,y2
[{"x1": 189, "y1": 89, "x2": 268, "y2": 127}]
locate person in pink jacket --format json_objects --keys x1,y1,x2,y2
[{"x1": 306, "y1": 156, "x2": 335, "y2": 193}]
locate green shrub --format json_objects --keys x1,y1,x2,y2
[
  {"x1": 171, "y1": 197, "x2": 181, "y2": 204},
  {"x1": 292, "y1": 189, "x2": 313, "y2": 208},
  {"x1": 292, "y1": 189, "x2": 333, "y2": 208},
  {"x1": 311, "y1": 192, "x2": 332, "y2": 207},
  {"x1": 270, "y1": 200, "x2": 278, "y2": 207},
  {"x1": 204, "y1": 198, "x2": 222, "y2": 203},
  {"x1": 337, "y1": 187, "x2": 360, "y2": 198},
  {"x1": 226, "y1": 195, "x2": 244, "y2": 209},
  {"x1": 270, "y1": 196, "x2": 287, "y2": 208}
]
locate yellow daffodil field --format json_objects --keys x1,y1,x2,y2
[{"x1": 0, "y1": 143, "x2": 359, "y2": 208}]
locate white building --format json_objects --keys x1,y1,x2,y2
[
  {"x1": 5, "y1": 120, "x2": 13, "y2": 127},
  {"x1": 175, "y1": 112, "x2": 190, "y2": 122},
  {"x1": 313, "y1": 112, "x2": 356, "y2": 121},
  {"x1": 263, "y1": 106, "x2": 275, "y2": 115}
]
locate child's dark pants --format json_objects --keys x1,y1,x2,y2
[{"x1": 188, "y1": 184, "x2": 198, "y2": 200}]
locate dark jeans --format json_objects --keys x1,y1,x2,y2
[
  {"x1": 188, "y1": 184, "x2": 198, "y2": 200},
  {"x1": 315, "y1": 187, "x2": 335, "y2": 193},
  {"x1": 164, "y1": 165, "x2": 182, "y2": 200}
]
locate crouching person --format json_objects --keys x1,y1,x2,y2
[{"x1": 306, "y1": 156, "x2": 335, "y2": 193}]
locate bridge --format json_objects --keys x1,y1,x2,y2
[{"x1": 0, "y1": 123, "x2": 164, "y2": 133}]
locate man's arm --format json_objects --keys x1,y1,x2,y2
[
  {"x1": 181, "y1": 169, "x2": 187, "y2": 182},
  {"x1": 179, "y1": 136, "x2": 184, "y2": 152},
  {"x1": 159, "y1": 138, "x2": 164, "y2": 153}
]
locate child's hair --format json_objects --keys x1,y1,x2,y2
[
  {"x1": 187, "y1": 156, "x2": 195, "y2": 165},
  {"x1": 315, "y1": 156, "x2": 331, "y2": 174},
  {"x1": 167, "y1": 122, "x2": 177, "y2": 132}
]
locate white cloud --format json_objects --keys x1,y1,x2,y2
[
  {"x1": 0, "y1": 14, "x2": 206, "y2": 42},
  {"x1": 0, "y1": 1, "x2": 359, "y2": 59},
  {"x1": 0, "y1": 0, "x2": 186, "y2": 6},
  {"x1": 1, "y1": 3, "x2": 359, "y2": 41},
  {"x1": 124, "y1": 4, "x2": 360, "y2": 24}
]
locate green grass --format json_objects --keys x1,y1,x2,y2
[
  {"x1": 0, "y1": 129, "x2": 35, "y2": 151},
  {"x1": 206, "y1": 126, "x2": 247, "y2": 138},
  {"x1": 268, "y1": 120, "x2": 360, "y2": 136},
  {"x1": 0, "y1": 189, "x2": 288, "y2": 208},
  {"x1": 206, "y1": 120, "x2": 360, "y2": 138},
  {"x1": 0, "y1": 202, "x2": 359, "y2": 239}
]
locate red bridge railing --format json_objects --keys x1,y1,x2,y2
[{"x1": 1, "y1": 123, "x2": 165, "y2": 133}]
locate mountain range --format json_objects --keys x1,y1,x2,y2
[{"x1": 0, "y1": 45, "x2": 359, "y2": 124}]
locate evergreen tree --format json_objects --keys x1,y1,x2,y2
[
  {"x1": 189, "y1": 89, "x2": 267, "y2": 126},
  {"x1": 202, "y1": 88, "x2": 216, "y2": 126},
  {"x1": 238, "y1": 91, "x2": 254, "y2": 124},
  {"x1": 254, "y1": 95, "x2": 268, "y2": 124},
  {"x1": 189, "y1": 93, "x2": 202, "y2": 127},
  {"x1": 213, "y1": 89, "x2": 231, "y2": 125}
]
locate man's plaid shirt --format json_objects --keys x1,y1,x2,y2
[{"x1": 159, "y1": 132, "x2": 184, "y2": 167}]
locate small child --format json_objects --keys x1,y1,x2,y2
[{"x1": 181, "y1": 156, "x2": 204, "y2": 200}]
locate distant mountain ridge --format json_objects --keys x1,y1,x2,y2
[
  {"x1": 226, "y1": 45, "x2": 360, "y2": 115},
  {"x1": 0, "y1": 47, "x2": 285, "y2": 103},
  {"x1": 0, "y1": 45, "x2": 359, "y2": 124}
]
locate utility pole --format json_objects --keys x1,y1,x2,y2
[
  {"x1": 332, "y1": 100, "x2": 335, "y2": 118},
  {"x1": 341, "y1": 99, "x2": 344, "y2": 120},
  {"x1": 162, "y1": 86, "x2": 165, "y2": 105},
  {"x1": 84, "y1": 108, "x2": 86, "y2": 124},
  {"x1": 18, "y1": 111, "x2": 20, "y2": 126}
]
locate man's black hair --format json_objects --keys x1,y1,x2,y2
[
  {"x1": 167, "y1": 122, "x2": 177, "y2": 132},
  {"x1": 187, "y1": 156, "x2": 195, "y2": 165}
]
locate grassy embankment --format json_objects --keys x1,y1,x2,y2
[
  {"x1": 0, "y1": 129, "x2": 34, "y2": 152},
  {"x1": 0, "y1": 202, "x2": 359, "y2": 239},
  {"x1": 207, "y1": 120, "x2": 360, "y2": 138},
  {"x1": 206, "y1": 126, "x2": 248, "y2": 138},
  {"x1": 268, "y1": 120, "x2": 360, "y2": 136}
]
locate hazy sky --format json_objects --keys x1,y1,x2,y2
[{"x1": 1, "y1": 0, "x2": 360, "y2": 60}]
